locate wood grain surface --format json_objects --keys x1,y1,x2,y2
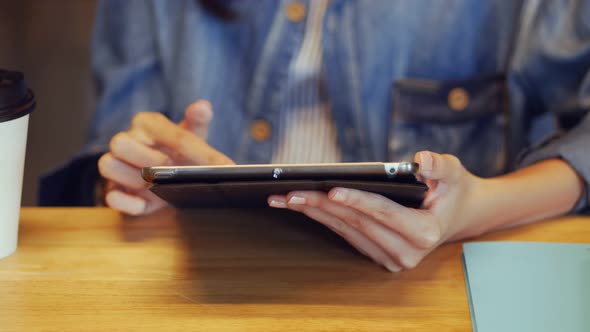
[{"x1": 0, "y1": 208, "x2": 588, "y2": 331}]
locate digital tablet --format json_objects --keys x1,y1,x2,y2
[{"x1": 141, "y1": 162, "x2": 428, "y2": 208}]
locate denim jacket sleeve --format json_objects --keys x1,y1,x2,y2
[
  {"x1": 39, "y1": 0, "x2": 166, "y2": 206},
  {"x1": 514, "y1": 0, "x2": 590, "y2": 212}
]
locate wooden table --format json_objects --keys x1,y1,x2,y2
[{"x1": 1, "y1": 208, "x2": 588, "y2": 331}]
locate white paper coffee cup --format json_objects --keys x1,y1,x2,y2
[
  {"x1": 0, "y1": 69, "x2": 36, "y2": 259},
  {"x1": 0, "y1": 115, "x2": 29, "y2": 258}
]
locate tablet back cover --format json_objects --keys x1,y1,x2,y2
[{"x1": 149, "y1": 180, "x2": 427, "y2": 208}]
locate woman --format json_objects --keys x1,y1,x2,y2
[{"x1": 41, "y1": 0, "x2": 589, "y2": 271}]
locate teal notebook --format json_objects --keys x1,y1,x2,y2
[{"x1": 462, "y1": 242, "x2": 590, "y2": 332}]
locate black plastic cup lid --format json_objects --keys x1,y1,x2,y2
[{"x1": 0, "y1": 69, "x2": 36, "y2": 123}]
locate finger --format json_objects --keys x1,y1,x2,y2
[
  {"x1": 284, "y1": 199, "x2": 402, "y2": 272},
  {"x1": 131, "y1": 112, "x2": 233, "y2": 165},
  {"x1": 105, "y1": 189, "x2": 167, "y2": 216},
  {"x1": 98, "y1": 153, "x2": 147, "y2": 191},
  {"x1": 128, "y1": 127, "x2": 155, "y2": 147},
  {"x1": 179, "y1": 100, "x2": 213, "y2": 140},
  {"x1": 415, "y1": 151, "x2": 463, "y2": 183},
  {"x1": 105, "y1": 190, "x2": 147, "y2": 216},
  {"x1": 140, "y1": 189, "x2": 169, "y2": 215},
  {"x1": 328, "y1": 187, "x2": 441, "y2": 249},
  {"x1": 109, "y1": 132, "x2": 171, "y2": 168},
  {"x1": 288, "y1": 191, "x2": 425, "y2": 269}
]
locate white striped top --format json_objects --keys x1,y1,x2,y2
[{"x1": 271, "y1": 0, "x2": 342, "y2": 164}]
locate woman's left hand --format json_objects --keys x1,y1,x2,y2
[{"x1": 267, "y1": 151, "x2": 485, "y2": 272}]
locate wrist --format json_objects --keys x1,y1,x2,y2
[
  {"x1": 446, "y1": 175, "x2": 493, "y2": 241},
  {"x1": 450, "y1": 159, "x2": 584, "y2": 240},
  {"x1": 463, "y1": 176, "x2": 513, "y2": 237}
]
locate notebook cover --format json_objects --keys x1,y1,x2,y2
[{"x1": 462, "y1": 242, "x2": 590, "y2": 332}]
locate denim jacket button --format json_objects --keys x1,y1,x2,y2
[
  {"x1": 448, "y1": 87, "x2": 470, "y2": 112},
  {"x1": 285, "y1": 2, "x2": 306, "y2": 22},
  {"x1": 250, "y1": 119, "x2": 272, "y2": 142}
]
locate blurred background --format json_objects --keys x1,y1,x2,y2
[{"x1": 0, "y1": 0, "x2": 96, "y2": 205}]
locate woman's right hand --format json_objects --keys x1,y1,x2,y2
[{"x1": 97, "y1": 100, "x2": 234, "y2": 215}]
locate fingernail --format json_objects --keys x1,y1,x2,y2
[
  {"x1": 195, "y1": 108, "x2": 212, "y2": 122},
  {"x1": 419, "y1": 152, "x2": 433, "y2": 173},
  {"x1": 196, "y1": 99, "x2": 212, "y2": 110},
  {"x1": 269, "y1": 199, "x2": 287, "y2": 208},
  {"x1": 195, "y1": 101, "x2": 213, "y2": 115},
  {"x1": 197, "y1": 105, "x2": 212, "y2": 114},
  {"x1": 330, "y1": 189, "x2": 347, "y2": 202},
  {"x1": 129, "y1": 199, "x2": 147, "y2": 215},
  {"x1": 187, "y1": 101, "x2": 213, "y2": 123},
  {"x1": 385, "y1": 262, "x2": 402, "y2": 273},
  {"x1": 287, "y1": 196, "x2": 306, "y2": 205}
]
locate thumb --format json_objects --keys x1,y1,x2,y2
[
  {"x1": 414, "y1": 151, "x2": 464, "y2": 184},
  {"x1": 179, "y1": 99, "x2": 213, "y2": 139}
]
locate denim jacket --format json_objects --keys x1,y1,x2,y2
[{"x1": 40, "y1": 0, "x2": 590, "y2": 210}]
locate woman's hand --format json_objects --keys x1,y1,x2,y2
[
  {"x1": 268, "y1": 151, "x2": 484, "y2": 272},
  {"x1": 98, "y1": 100, "x2": 234, "y2": 215}
]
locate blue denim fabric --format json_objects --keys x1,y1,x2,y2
[{"x1": 39, "y1": 0, "x2": 590, "y2": 209}]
